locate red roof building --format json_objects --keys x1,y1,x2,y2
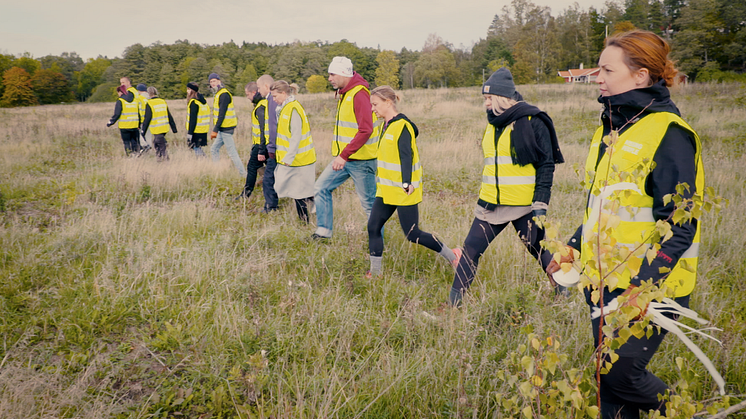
[{"x1": 558, "y1": 65, "x2": 601, "y2": 83}]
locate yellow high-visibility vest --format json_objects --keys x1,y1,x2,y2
[
  {"x1": 375, "y1": 118, "x2": 423, "y2": 206},
  {"x1": 478, "y1": 121, "x2": 536, "y2": 206},
  {"x1": 187, "y1": 98, "x2": 210, "y2": 134},
  {"x1": 213, "y1": 88, "x2": 237, "y2": 128},
  {"x1": 117, "y1": 98, "x2": 140, "y2": 129},
  {"x1": 581, "y1": 112, "x2": 704, "y2": 297},
  {"x1": 332, "y1": 84, "x2": 381, "y2": 160},
  {"x1": 251, "y1": 99, "x2": 268, "y2": 145},
  {"x1": 146, "y1": 98, "x2": 170, "y2": 134},
  {"x1": 276, "y1": 100, "x2": 316, "y2": 166}
]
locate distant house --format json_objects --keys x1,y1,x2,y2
[{"x1": 558, "y1": 64, "x2": 600, "y2": 83}]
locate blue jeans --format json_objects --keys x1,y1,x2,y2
[
  {"x1": 263, "y1": 157, "x2": 279, "y2": 210},
  {"x1": 314, "y1": 159, "x2": 377, "y2": 237},
  {"x1": 210, "y1": 130, "x2": 246, "y2": 177}
]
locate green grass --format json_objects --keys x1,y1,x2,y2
[{"x1": 0, "y1": 83, "x2": 744, "y2": 418}]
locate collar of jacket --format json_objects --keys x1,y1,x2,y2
[
  {"x1": 386, "y1": 113, "x2": 419, "y2": 137},
  {"x1": 598, "y1": 79, "x2": 681, "y2": 133},
  {"x1": 252, "y1": 91, "x2": 263, "y2": 105}
]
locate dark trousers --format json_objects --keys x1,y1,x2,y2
[
  {"x1": 294, "y1": 197, "x2": 313, "y2": 223},
  {"x1": 263, "y1": 157, "x2": 279, "y2": 210},
  {"x1": 592, "y1": 292, "x2": 690, "y2": 419},
  {"x1": 241, "y1": 145, "x2": 267, "y2": 198},
  {"x1": 153, "y1": 134, "x2": 168, "y2": 161},
  {"x1": 367, "y1": 197, "x2": 443, "y2": 257},
  {"x1": 452, "y1": 211, "x2": 551, "y2": 293},
  {"x1": 120, "y1": 129, "x2": 141, "y2": 155}
]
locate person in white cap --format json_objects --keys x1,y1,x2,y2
[{"x1": 311, "y1": 56, "x2": 381, "y2": 240}]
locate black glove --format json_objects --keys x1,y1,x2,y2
[
  {"x1": 106, "y1": 122, "x2": 113, "y2": 127},
  {"x1": 532, "y1": 209, "x2": 547, "y2": 219}
]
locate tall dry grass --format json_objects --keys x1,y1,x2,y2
[{"x1": 0, "y1": 82, "x2": 744, "y2": 418}]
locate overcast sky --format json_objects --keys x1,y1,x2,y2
[{"x1": 1, "y1": 0, "x2": 601, "y2": 60}]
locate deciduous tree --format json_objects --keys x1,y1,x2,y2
[
  {"x1": 306, "y1": 75, "x2": 328, "y2": 93},
  {"x1": 374, "y1": 50, "x2": 400, "y2": 88},
  {"x1": 31, "y1": 68, "x2": 74, "y2": 104},
  {"x1": 1, "y1": 67, "x2": 38, "y2": 107}
]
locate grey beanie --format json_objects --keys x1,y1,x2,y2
[
  {"x1": 208, "y1": 73, "x2": 220, "y2": 81},
  {"x1": 482, "y1": 67, "x2": 515, "y2": 98}
]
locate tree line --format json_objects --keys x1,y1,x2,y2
[{"x1": 1, "y1": 0, "x2": 744, "y2": 107}]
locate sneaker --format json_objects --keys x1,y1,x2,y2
[
  {"x1": 451, "y1": 248, "x2": 463, "y2": 269},
  {"x1": 235, "y1": 193, "x2": 249, "y2": 201},
  {"x1": 309, "y1": 233, "x2": 329, "y2": 241},
  {"x1": 364, "y1": 271, "x2": 373, "y2": 279},
  {"x1": 259, "y1": 207, "x2": 277, "y2": 214}
]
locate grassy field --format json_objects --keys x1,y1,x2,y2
[{"x1": 0, "y1": 83, "x2": 744, "y2": 418}]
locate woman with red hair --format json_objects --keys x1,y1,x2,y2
[{"x1": 547, "y1": 30, "x2": 704, "y2": 419}]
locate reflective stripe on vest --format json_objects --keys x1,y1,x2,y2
[
  {"x1": 375, "y1": 118, "x2": 423, "y2": 206},
  {"x1": 332, "y1": 84, "x2": 380, "y2": 159},
  {"x1": 187, "y1": 98, "x2": 210, "y2": 134},
  {"x1": 147, "y1": 98, "x2": 170, "y2": 134},
  {"x1": 276, "y1": 100, "x2": 316, "y2": 167},
  {"x1": 118, "y1": 98, "x2": 140, "y2": 129},
  {"x1": 478, "y1": 121, "x2": 536, "y2": 206},
  {"x1": 251, "y1": 99, "x2": 268, "y2": 145},
  {"x1": 213, "y1": 88, "x2": 237, "y2": 128},
  {"x1": 580, "y1": 112, "x2": 704, "y2": 297}
]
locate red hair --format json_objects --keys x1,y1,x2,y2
[{"x1": 605, "y1": 30, "x2": 679, "y2": 87}]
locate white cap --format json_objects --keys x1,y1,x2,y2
[{"x1": 328, "y1": 56, "x2": 353, "y2": 77}]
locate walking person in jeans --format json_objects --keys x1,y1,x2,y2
[
  {"x1": 312, "y1": 56, "x2": 381, "y2": 239},
  {"x1": 208, "y1": 73, "x2": 246, "y2": 176}
]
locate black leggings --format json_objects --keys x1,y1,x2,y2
[
  {"x1": 367, "y1": 197, "x2": 443, "y2": 257},
  {"x1": 452, "y1": 211, "x2": 551, "y2": 292}
]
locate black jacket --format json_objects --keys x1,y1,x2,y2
[
  {"x1": 213, "y1": 86, "x2": 234, "y2": 133},
  {"x1": 479, "y1": 103, "x2": 562, "y2": 209},
  {"x1": 569, "y1": 80, "x2": 698, "y2": 288},
  {"x1": 141, "y1": 97, "x2": 178, "y2": 135},
  {"x1": 107, "y1": 92, "x2": 138, "y2": 128},
  {"x1": 384, "y1": 113, "x2": 419, "y2": 184},
  {"x1": 187, "y1": 93, "x2": 207, "y2": 135},
  {"x1": 252, "y1": 92, "x2": 268, "y2": 153}
]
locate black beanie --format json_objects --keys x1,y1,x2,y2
[
  {"x1": 187, "y1": 82, "x2": 199, "y2": 92},
  {"x1": 482, "y1": 67, "x2": 516, "y2": 98}
]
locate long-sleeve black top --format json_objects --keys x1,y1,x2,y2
[
  {"x1": 568, "y1": 80, "x2": 698, "y2": 288},
  {"x1": 213, "y1": 87, "x2": 234, "y2": 133},
  {"x1": 385, "y1": 113, "x2": 418, "y2": 184},
  {"x1": 187, "y1": 93, "x2": 207, "y2": 135},
  {"x1": 107, "y1": 92, "x2": 138, "y2": 127},
  {"x1": 141, "y1": 98, "x2": 178, "y2": 134},
  {"x1": 252, "y1": 91, "x2": 267, "y2": 153}
]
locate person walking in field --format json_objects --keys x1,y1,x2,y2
[
  {"x1": 106, "y1": 85, "x2": 141, "y2": 156},
  {"x1": 186, "y1": 82, "x2": 209, "y2": 157},
  {"x1": 136, "y1": 83, "x2": 152, "y2": 152},
  {"x1": 546, "y1": 30, "x2": 705, "y2": 419},
  {"x1": 141, "y1": 86, "x2": 177, "y2": 161},
  {"x1": 209, "y1": 73, "x2": 246, "y2": 176},
  {"x1": 449, "y1": 67, "x2": 564, "y2": 307},
  {"x1": 236, "y1": 82, "x2": 270, "y2": 201},
  {"x1": 257, "y1": 74, "x2": 280, "y2": 213},
  {"x1": 271, "y1": 81, "x2": 316, "y2": 223},
  {"x1": 312, "y1": 56, "x2": 381, "y2": 239},
  {"x1": 366, "y1": 86, "x2": 460, "y2": 277}
]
